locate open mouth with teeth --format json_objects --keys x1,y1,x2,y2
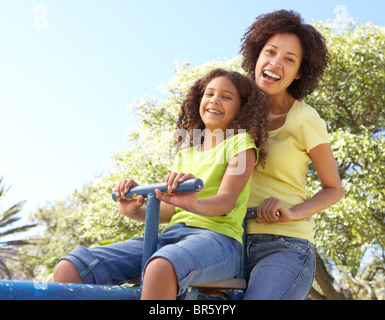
[
  {"x1": 263, "y1": 70, "x2": 281, "y2": 81},
  {"x1": 207, "y1": 109, "x2": 222, "y2": 115}
]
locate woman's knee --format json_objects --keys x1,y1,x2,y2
[{"x1": 53, "y1": 260, "x2": 84, "y2": 283}]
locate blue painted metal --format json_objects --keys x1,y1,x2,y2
[
  {"x1": 141, "y1": 193, "x2": 160, "y2": 276},
  {"x1": 239, "y1": 208, "x2": 257, "y2": 279},
  {"x1": 112, "y1": 178, "x2": 204, "y2": 202},
  {"x1": 0, "y1": 279, "x2": 141, "y2": 300},
  {"x1": 0, "y1": 179, "x2": 259, "y2": 300},
  {"x1": 245, "y1": 208, "x2": 257, "y2": 220}
]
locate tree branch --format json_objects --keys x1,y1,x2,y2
[
  {"x1": 348, "y1": 272, "x2": 377, "y2": 300},
  {"x1": 308, "y1": 287, "x2": 326, "y2": 300},
  {"x1": 314, "y1": 250, "x2": 347, "y2": 300}
]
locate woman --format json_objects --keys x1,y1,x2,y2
[{"x1": 240, "y1": 10, "x2": 343, "y2": 299}]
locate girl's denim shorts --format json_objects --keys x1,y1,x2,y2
[{"x1": 58, "y1": 223, "x2": 242, "y2": 296}]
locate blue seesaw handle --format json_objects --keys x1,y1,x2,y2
[{"x1": 112, "y1": 178, "x2": 204, "y2": 202}]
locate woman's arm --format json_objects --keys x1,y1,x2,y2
[
  {"x1": 257, "y1": 143, "x2": 343, "y2": 223},
  {"x1": 156, "y1": 148, "x2": 256, "y2": 217}
]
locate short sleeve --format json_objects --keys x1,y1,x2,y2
[
  {"x1": 299, "y1": 107, "x2": 330, "y2": 153},
  {"x1": 225, "y1": 132, "x2": 258, "y2": 165}
]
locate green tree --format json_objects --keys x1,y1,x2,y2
[
  {"x1": 307, "y1": 21, "x2": 385, "y2": 300},
  {"x1": 310, "y1": 22, "x2": 385, "y2": 134},
  {"x1": 0, "y1": 176, "x2": 37, "y2": 279}
]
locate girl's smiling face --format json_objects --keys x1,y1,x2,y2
[
  {"x1": 199, "y1": 76, "x2": 241, "y2": 132},
  {"x1": 254, "y1": 33, "x2": 303, "y2": 98}
]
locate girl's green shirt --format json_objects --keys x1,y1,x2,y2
[{"x1": 165, "y1": 132, "x2": 257, "y2": 244}]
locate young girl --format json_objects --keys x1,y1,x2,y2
[{"x1": 53, "y1": 68, "x2": 268, "y2": 300}]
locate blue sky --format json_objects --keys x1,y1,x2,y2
[{"x1": 0, "y1": 0, "x2": 384, "y2": 226}]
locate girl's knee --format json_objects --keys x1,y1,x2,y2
[
  {"x1": 53, "y1": 260, "x2": 84, "y2": 283},
  {"x1": 142, "y1": 258, "x2": 178, "y2": 299},
  {"x1": 145, "y1": 257, "x2": 174, "y2": 276}
]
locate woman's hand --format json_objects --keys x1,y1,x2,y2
[
  {"x1": 257, "y1": 197, "x2": 295, "y2": 223},
  {"x1": 114, "y1": 179, "x2": 145, "y2": 220}
]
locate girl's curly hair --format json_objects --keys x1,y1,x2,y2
[
  {"x1": 240, "y1": 10, "x2": 329, "y2": 100},
  {"x1": 175, "y1": 68, "x2": 268, "y2": 168}
]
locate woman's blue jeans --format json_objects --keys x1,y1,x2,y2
[{"x1": 243, "y1": 234, "x2": 316, "y2": 300}]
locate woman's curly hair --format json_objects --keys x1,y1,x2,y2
[
  {"x1": 240, "y1": 10, "x2": 329, "y2": 100},
  {"x1": 174, "y1": 68, "x2": 268, "y2": 168}
]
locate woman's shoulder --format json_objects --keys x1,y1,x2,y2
[
  {"x1": 291, "y1": 100, "x2": 324, "y2": 123},
  {"x1": 294, "y1": 100, "x2": 329, "y2": 149}
]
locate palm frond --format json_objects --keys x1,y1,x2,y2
[
  {"x1": 0, "y1": 217, "x2": 21, "y2": 229},
  {"x1": 0, "y1": 223, "x2": 38, "y2": 239},
  {"x1": 0, "y1": 201, "x2": 26, "y2": 226},
  {"x1": 0, "y1": 176, "x2": 8, "y2": 200},
  {"x1": 0, "y1": 239, "x2": 33, "y2": 247}
]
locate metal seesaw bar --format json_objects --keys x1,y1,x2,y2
[
  {"x1": 0, "y1": 279, "x2": 142, "y2": 300},
  {"x1": 111, "y1": 178, "x2": 204, "y2": 202}
]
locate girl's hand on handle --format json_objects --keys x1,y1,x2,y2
[
  {"x1": 114, "y1": 179, "x2": 138, "y2": 198},
  {"x1": 155, "y1": 172, "x2": 199, "y2": 212},
  {"x1": 164, "y1": 172, "x2": 196, "y2": 192},
  {"x1": 114, "y1": 179, "x2": 145, "y2": 220}
]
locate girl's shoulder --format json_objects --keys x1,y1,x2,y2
[
  {"x1": 223, "y1": 131, "x2": 257, "y2": 160},
  {"x1": 223, "y1": 131, "x2": 254, "y2": 147}
]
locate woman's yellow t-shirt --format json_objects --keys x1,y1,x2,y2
[
  {"x1": 247, "y1": 100, "x2": 330, "y2": 243},
  {"x1": 166, "y1": 132, "x2": 258, "y2": 244}
]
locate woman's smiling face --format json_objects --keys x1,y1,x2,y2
[{"x1": 254, "y1": 33, "x2": 303, "y2": 98}]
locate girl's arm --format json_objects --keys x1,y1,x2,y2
[
  {"x1": 257, "y1": 143, "x2": 343, "y2": 223},
  {"x1": 155, "y1": 148, "x2": 256, "y2": 217}
]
